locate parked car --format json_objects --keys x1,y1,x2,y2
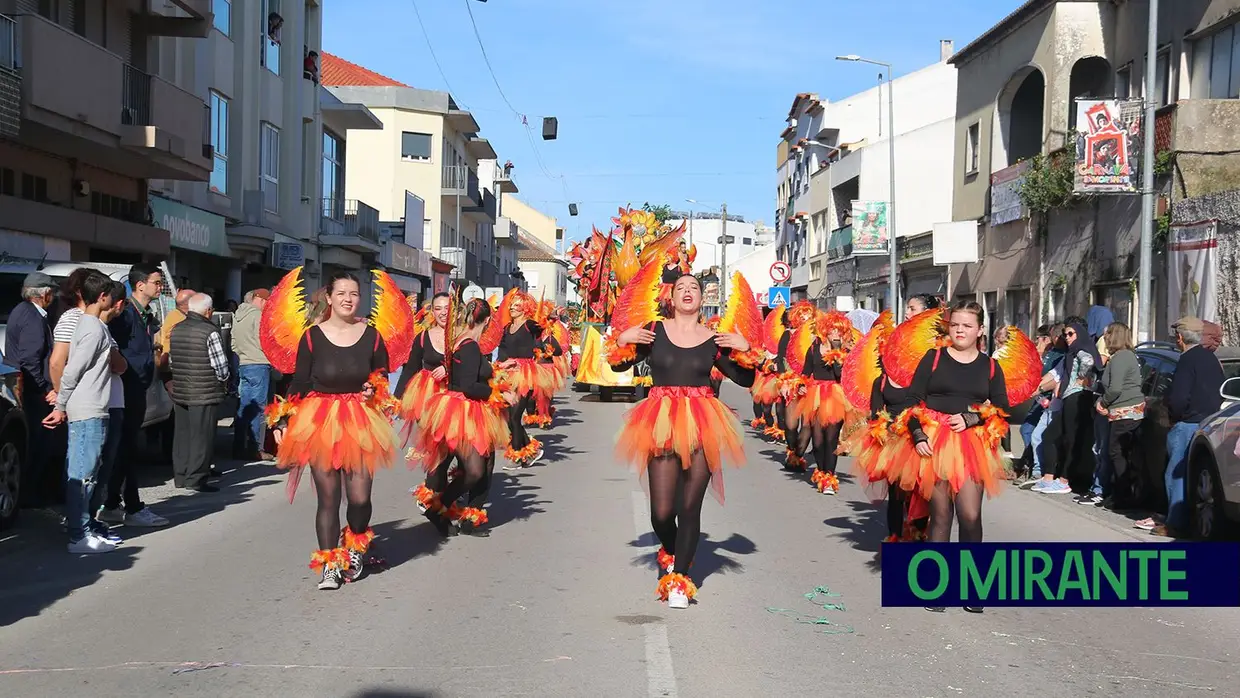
[
  {"x1": 1185, "y1": 376, "x2": 1240, "y2": 539},
  {"x1": 1133, "y1": 342, "x2": 1240, "y2": 518},
  {"x1": 0, "y1": 362, "x2": 24, "y2": 530}
]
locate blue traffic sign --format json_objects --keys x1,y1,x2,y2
[{"x1": 768, "y1": 286, "x2": 791, "y2": 308}]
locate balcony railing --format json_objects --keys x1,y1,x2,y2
[
  {"x1": 0, "y1": 14, "x2": 16, "y2": 71},
  {"x1": 442, "y1": 164, "x2": 481, "y2": 202},
  {"x1": 464, "y1": 187, "x2": 496, "y2": 220},
  {"x1": 826, "y1": 225, "x2": 853, "y2": 260},
  {"x1": 321, "y1": 197, "x2": 345, "y2": 236},
  {"x1": 342, "y1": 200, "x2": 380, "y2": 244},
  {"x1": 121, "y1": 63, "x2": 151, "y2": 126}
]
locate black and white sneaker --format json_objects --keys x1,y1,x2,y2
[
  {"x1": 345, "y1": 551, "x2": 366, "y2": 583},
  {"x1": 530, "y1": 447, "x2": 545, "y2": 465},
  {"x1": 1076, "y1": 493, "x2": 1104, "y2": 505},
  {"x1": 318, "y1": 567, "x2": 344, "y2": 590}
]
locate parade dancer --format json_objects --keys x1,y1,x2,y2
[
  {"x1": 496, "y1": 290, "x2": 547, "y2": 469},
  {"x1": 525, "y1": 301, "x2": 566, "y2": 429},
  {"x1": 416, "y1": 298, "x2": 514, "y2": 537},
  {"x1": 705, "y1": 315, "x2": 724, "y2": 397},
  {"x1": 749, "y1": 307, "x2": 784, "y2": 431},
  {"x1": 608, "y1": 261, "x2": 762, "y2": 609},
  {"x1": 395, "y1": 293, "x2": 452, "y2": 513},
  {"x1": 886, "y1": 301, "x2": 1040, "y2": 612},
  {"x1": 788, "y1": 310, "x2": 854, "y2": 495},
  {"x1": 773, "y1": 302, "x2": 818, "y2": 470},
  {"x1": 263, "y1": 268, "x2": 414, "y2": 590}
]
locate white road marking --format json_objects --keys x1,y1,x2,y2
[{"x1": 632, "y1": 490, "x2": 679, "y2": 697}]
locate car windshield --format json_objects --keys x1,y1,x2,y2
[{"x1": 0, "y1": 274, "x2": 71, "y2": 325}]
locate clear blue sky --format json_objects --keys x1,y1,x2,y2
[{"x1": 324, "y1": 0, "x2": 1023, "y2": 242}]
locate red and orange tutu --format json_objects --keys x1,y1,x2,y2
[
  {"x1": 750, "y1": 371, "x2": 780, "y2": 405},
  {"x1": 889, "y1": 406, "x2": 1008, "y2": 500},
  {"x1": 275, "y1": 393, "x2": 398, "y2": 474},
  {"x1": 615, "y1": 385, "x2": 745, "y2": 503},
  {"x1": 501, "y1": 358, "x2": 560, "y2": 404},
  {"x1": 414, "y1": 390, "x2": 510, "y2": 469},
  {"x1": 843, "y1": 410, "x2": 919, "y2": 501},
  {"x1": 786, "y1": 378, "x2": 849, "y2": 427},
  {"x1": 397, "y1": 369, "x2": 444, "y2": 424}
]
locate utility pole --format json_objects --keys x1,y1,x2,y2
[
  {"x1": 885, "y1": 70, "x2": 898, "y2": 313},
  {"x1": 720, "y1": 203, "x2": 729, "y2": 308},
  {"x1": 1137, "y1": 0, "x2": 1158, "y2": 342}
]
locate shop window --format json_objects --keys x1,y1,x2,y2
[{"x1": 260, "y1": 121, "x2": 280, "y2": 213}]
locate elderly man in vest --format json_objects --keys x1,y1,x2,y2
[{"x1": 169, "y1": 293, "x2": 229, "y2": 493}]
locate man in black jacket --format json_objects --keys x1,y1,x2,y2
[
  {"x1": 169, "y1": 293, "x2": 229, "y2": 493},
  {"x1": 1160, "y1": 317, "x2": 1225, "y2": 537},
  {"x1": 3, "y1": 272, "x2": 57, "y2": 495}
]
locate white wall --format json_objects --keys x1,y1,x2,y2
[
  {"x1": 856, "y1": 118, "x2": 956, "y2": 239},
  {"x1": 518, "y1": 260, "x2": 567, "y2": 307},
  {"x1": 667, "y1": 218, "x2": 761, "y2": 275},
  {"x1": 729, "y1": 243, "x2": 779, "y2": 301}
]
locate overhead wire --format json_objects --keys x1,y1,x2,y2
[{"x1": 409, "y1": 0, "x2": 466, "y2": 108}]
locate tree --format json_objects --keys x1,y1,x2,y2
[{"x1": 641, "y1": 202, "x2": 672, "y2": 225}]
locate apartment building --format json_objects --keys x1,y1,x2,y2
[
  {"x1": 946, "y1": 0, "x2": 1240, "y2": 340},
  {"x1": 0, "y1": 0, "x2": 212, "y2": 269},
  {"x1": 323, "y1": 52, "x2": 516, "y2": 291},
  {"x1": 516, "y1": 228, "x2": 566, "y2": 308},
  {"x1": 775, "y1": 43, "x2": 957, "y2": 312},
  {"x1": 664, "y1": 212, "x2": 765, "y2": 276}
]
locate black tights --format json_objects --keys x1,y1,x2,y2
[
  {"x1": 798, "y1": 422, "x2": 842, "y2": 473},
  {"x1": 467, "y1": 454, "x2": 497, "y2": 506},
  {"x1": 927, "y1": 480, "x2": 983, "y2": 543},
  {"x1": 425, "y1": 455, "x2": 452, "y2": 493},
  {"x1": 438, "y1": 451, "x2": 488, "y2": 512},
  {"x1": 752, "y1": 401, "x2": 773, "y2": 423},
  {"x1": 887, "y1": 487, "x2": 906, "y2": 537},
  {"x1": 775, "y1": 402, "x2": 800, "y2": 452},
  {"x1": 311, "y1": 467, "x2": 373, "y2": 550},
  {"x1": 508, "y1": 395, "x2": 533, "y2": 452},
  {"x1": 648, "y1": 452, "x2": 712, "y2": 575}
]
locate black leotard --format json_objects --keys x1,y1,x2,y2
[
  {"x1": 290, "y1": 325, "x2": 389, "y2": 397},
  {"x1": 869, "y1": 373, "x2": 913, "y2": 419},
  {"x1": 498, "y1": 320, "x2": 541, "y2": 361},
  {"x1": 395, "y1": 330, "x2": 445, "y2": 398},
  {"x1": 907, "y1": 347, "x2": 1009, "y2": 441},
  {"x1": 801, "y1": 339, "x2": 843, "y2": 381},
  {"x1": 448, "y1": 339, "x2": 494, "y2": 400},
  {"x1": 619, "y1": 322, "x2": 754, "y2": 389}
]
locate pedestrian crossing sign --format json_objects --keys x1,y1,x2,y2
[{"x1": 768, "y1": 287, "x2": 791, "y2": 308}]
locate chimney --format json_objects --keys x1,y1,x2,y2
[{"x1": 940, "y1": 39, "x2": 954, "y2": 62}]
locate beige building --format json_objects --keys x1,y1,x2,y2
[
  {"x1": 947, "y1": 0, "x2": 1240, "y2": 339},
  {"x1": 0, "y1": 0, "x2": 213, "y2": 266},
  {"x1": 323, "y1": 54, "x2": 520, "y2": 291},
  {"x1": 502, "y1": 194, "x2": 560, "y2": 252}
]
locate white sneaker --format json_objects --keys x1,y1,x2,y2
[
  {"x1": 318, "y1": 567, "x2": 343, "y2": 590},
  {"x1": 97, "y1": 507, "x2": 125, "y2": 525},
  {"x1": 668, "y1": 589, "x2": 689, "y2": 610},
  {"x1": 530, "y1": 447, "x2": 545, "y2": 465},
  {"x1": 125, "y1": 508, "x2": 169, "y2": 527},
  {"x1": 68, "y1": 533, "x2": 118, "y2": 554}
]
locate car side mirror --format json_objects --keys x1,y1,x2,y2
[{"x1": 1221, "y1": 377, "x2": 1240, "y2": 402}]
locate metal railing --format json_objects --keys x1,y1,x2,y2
[
  {"x1": 0, "y1": 14, "x2": 17, "y2": 71},
  {"x1": 440, "y1": 247, "x2": 467, "y2": 279},
  {"x1": 121, "y1": 63, "x2": 151, "y2": 126},
  {"x1": 827, "y1": 225, "x2": 853, "y2": 260},
  {"x1": 342, "y1": 200, "x2": 380, "y2": 244}
]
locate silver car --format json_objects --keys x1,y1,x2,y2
[{"x1": 1186, "y1": 377, "x2": 1240, "y2": 539}]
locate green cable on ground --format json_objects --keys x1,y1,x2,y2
[{"x1": 765, "y1": 585, "x2": 856, "y2": 635}]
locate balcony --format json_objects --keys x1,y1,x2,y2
[
  {"x1": 464, "y1": 187, "x2": 497, "y2": 222},
  {"x1": 320, "y1": 198, "x2": 381, "y2": 254},
  {"x1": 13, "y1": 13, "x2": 210, "y2": 182},
  {"x1": 494, "y1": 216, "x2": 520, "y2": 245},
  {"x1": 135, "y1": 0, "x2": 212, "y2": 38},
  {"x1": 441, "y1": 164, "x2": 482, "y2": 206},
  {"x1": 1166, "y1": 100, "x2": 1240, "y2": 199},
  {"x1": 494, "y1": 162, "x2": 518, "y2": 193},
  {"x1": 826, "y1": 225, "x2": 853, "y2": 260},
  {"x1": 440, "y1": 247, "x2": 480, "y2": 282}
]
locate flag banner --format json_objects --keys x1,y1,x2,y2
[
  {"x1": 1073, "y1": 99, "x2": 1144, "y2": 194},
  {"x1": 1167, "y1": 220, "x2": 1219, "y2": 325},
  {"x1": 881, "y1": 542, "x2": 1240, "y2": 607},
  {"x1": 851, "y1": 201, "x2": 889, "y2": 256}
]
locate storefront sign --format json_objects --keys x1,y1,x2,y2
[
  {"x1": 1073, "y1": 99, "x2": 1143, "y2": 194},
  {"x1": 851, "y1": 201, "x2": 889, "y2": 256},
  {"x1": 989, "y1": 161, "x2": 1030, "y2": 226},
  {"x1": 149, "y1": 195, "x2": 229, "y2": 257},
  {"x1": 273, "y1": 242, "x2": 305, "y2": 270},
  {"x1": 382, "y1": 241, "x2": 432, "y2": 278}
]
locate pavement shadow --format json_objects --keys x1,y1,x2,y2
[
  {"x1": 485, "y1": 473, "x2": 548, "y2": 528},
  {"x1": 368, "y1": 517, "x2": 447, "y2": 571},
  {"x1": 550, "y1": 404, "x2": 584, "y2": 427},
  {"x1": 822, "y1": 499, "x2": 886, "y2": 560},
  {"x1": 627, "y1": 532, "x2": 756, "y2": 588},
  {"x1": 535, "y1": 432, "x2": 582, "y2": 465},
  {"x1": 0, "y1": 539, "x2": 142, "y2": 628}
]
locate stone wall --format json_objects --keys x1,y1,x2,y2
[{"x1": 1172, "y1": 188, "x2": 1240, "y2": 345}]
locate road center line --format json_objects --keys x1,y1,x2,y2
[{"x1": 632, "y1": 491, "x2": 679, "y2": 697}]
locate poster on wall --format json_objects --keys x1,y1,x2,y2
[
  {"x1": 851, "y1": 201, "x2": 889, "y2": 256},
  {"x1": 1167, "y1": 220, "x2": 1219, "y2": 324},
  {"x1": 1073, "y1": 99, "x2": 1144, "y2": 194},
  {"x1": 989, "y1": 160, "x2": 1030, "y2": 225}
]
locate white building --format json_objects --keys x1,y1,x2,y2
[
  {"x1": 777, "y1": 40, "x2": 958, "y2": 311},
  {"x1": 666, "y1": 212, "x2": 765, "y2": 276},
  {"x1": 727, "y1": 243, "x2": 779, "y2": 307},
  {"x1": 517, "y1": 229, "x2": 567, "y2": 307}
]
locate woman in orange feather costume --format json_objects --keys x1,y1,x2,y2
[
  {"x1": 496, "y1": 292, "x2": 547, "y2": 468},
  {"x1": 395, "y1": 292, "x2": 452, "y2": 511},
  {"x1": 415, "y1": 299, "x2": 515, "y2": 537},
  {"x1": 773, "y1": 302, "x2": 818, "y2": 469},
  {"x1": 612, "y1": 273, "x2": 756, "y2": 609},
  {"x1": 789, "y1": 310, "x2": 853, "y2": 495},
  {"x1": 267, "y1": 270, "x2": 412, "y2": 591}
]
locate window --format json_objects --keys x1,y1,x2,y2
[
  {"x1": 261, "y1": 0, "x2": 282, "y2": 75},
  {"x1": 1115, "y1": 64, "x2": 1131, "y2": 98},
  {"x1": 20, "y1": 173, "x2": 47, "y2": 202},
  {"x1": 0, "y1": 168, "x2": 13, "y2": 196},
  {"x1": 1155, "y1": 49, "x2": 1171, "y2": 106},
  {"x1": 209, "y1": 91, "x2": 228, "y2": 195},
  {"x1": 401, "y1": 132, "x2": 432, "y2": 161},
  {"x1": 1005, "y1": 288, "x2": 1032, "y2": 336},
  {"x1": 1192, "y1": 24, "x2": 1240, "y2": 98},
  {"x1": 260, "y1": 122, "x2": 280, "y2": 213},
  {"x1": 213, "y1": 0, "x2": 230, "y2": 36},
  {"x1": 322, "y1": 131, "x2": 342, "y2": 216},
  {"x1": 743, "y1": 237, "x2": 752, "y2": 246},
  {"x1": 965, "y1": 122, "x2": 980, "y2": 174}
]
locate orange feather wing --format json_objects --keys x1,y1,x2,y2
[
  {"x1": 841, "y1": 310, "x2": 894, "y2": 411},
  {"x1": 880, "y1": 308, "x2": 947, "y2": 388},
  {"x1": 993, "y1": 327, "x2": 1043, "y2": 406},
  {"x1": 477, "y1": 310, "x2": 504, "y2": 355},
  {"x1": 608, "y1": 255, "x2": 665, "y2": 333},
  {"x1": 368, "y1": 270, "x2": 416, "y2": 371},
  {"x1": 259, "y1": 266, "x2": 310, "y2": 375},
  {"x1": 637, "y1": 227, "x2": 685, "y2": 267},
  {"x1": 717, "y1": 272, "x2": 764, "y2": 366},
  {"x1": 785, "y1": 322, "x2": 818, "y2": 376},
  {"x1": 762, "y1": 305, "x2": 785, "y2": 354}
]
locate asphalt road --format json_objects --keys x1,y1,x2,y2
[{"x1": 2, "y1": 384, "x2": 1238, "y2": 697}]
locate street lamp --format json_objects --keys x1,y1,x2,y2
[{"x1": 836, "y1": 54, "x2": 898, "y2": 313}]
